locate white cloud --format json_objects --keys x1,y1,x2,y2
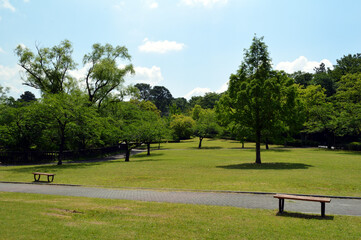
[
  {"x1": 184, "y1": 81, "x2": 227, "y2": 99},
  {"x1": 146, "y1": 0, "x2": 158, "y2": 9},
  {"x1": 184, "y1": 87, "x2": 211, "y2": 99},
  {"x1": 68, "y1": 63, "x2": 89, "y2": 81},
  {"x1": 275, "y1": 56, "x2": 333, "y2": 74},
  {"x1": 0, "y1": 47, "x2": 4, "y2": 54},
  {"x1": 0, "y1": 0, "x2": 16, "y2": 12},
  {"x1": 180, "y1": 0, "x2": 228, "y2": 7},
  {"x1": 24, "y1": 0, "x2": 30, "y2": 3},
  {"x1": 139, "y1": 38, "x2": 185, "y2": 54},
  {"x1": 128, "y1": 65, "x2": 163, "y2": 86},
  {"x1": 216, "y1": 81, "x2": 228, "y2": 93}
]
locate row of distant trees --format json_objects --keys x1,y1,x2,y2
[{"x1": 0, "y1": 37, "x2": 360, "y2": 164}]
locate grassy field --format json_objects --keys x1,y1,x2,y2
[
  {"x1": 0, "y1": 192, "x2": 360, "y2": 240},
  {"x1": 0, "y1": 138, "x2": 360, "y2": 196}
]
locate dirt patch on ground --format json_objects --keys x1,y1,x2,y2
[{"x1": 51, "y1": 208, "x2": 83, "y2": 214}]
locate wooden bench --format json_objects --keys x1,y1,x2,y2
[
  {"x1": 32, "y1": 172, "x2": 55, "y2": 182},
  {"x1": 274, "y1": 194, "x2": 331, "y2": 217}
]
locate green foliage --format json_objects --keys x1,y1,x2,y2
[
  {"x1": 0, "y1": 101, "x2": 45, "y2": 151},
  {"x1": 18, "y1": 91, "x2": 36, "y2": 102},
  {"x1": 170, "y1": 114, "x2": 195, "y2": 140},
  {"x1": 171, "y1": 97, "x2": 190, "y2": 113},
  {"x1": 311, "y1": 68, "x2": 336, "y2": 96},
  {"x1": 15, "y1": 40, "x2": 76, "y2": 94},
  {"x1": 101, "y1": 101, "x2": 165, "y2": 161},
  {"x1": 290, "y1": 71, "x2": 313, "y2": 86},
  {"x1": 134, "y1": 83, "x2": 151, "y2": 100},
  {"x1": 40, "y1": 92, "x2": 102, "y2": 164},
  {"x1": 298, "y1": 85, "x2": 334, "y2": 135},
  {"x1": 149, "y1": 86, "x2": 173, "y2": 115},
  {"x1": 189, "y1": 92, "x2": 222, "y2": 109},
  {"x1": 333, "y1": 73, "x2": 361, "y2": 136},
  {"x1": 332, "y1": 53, "x2": 361, "y2": 81},
  {"x1": 0, "y1": 84, "x2": 9, "y2": 103},
  {"x1": 191, "y1": 104, "x2": 202, "y2": 120},
  {"x1": 129, "y1": 99, "x2": 160, "y2": 115}
]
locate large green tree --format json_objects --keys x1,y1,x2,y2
[
  {"x1": 15, "y1": 40, "x2": 76, "y2": 94},
  {"x1": 218, "y1": 36, "x2": 298, "y2": 164},
  {"x1": 333, "y1": 73, "x2": 361, "y2": 137},
  {"x1": 40, "y1": 92, "x2": 97, "y2": 165},
  {"x1": 83, "y1": 43, "x2": 134, "y2": 108}
]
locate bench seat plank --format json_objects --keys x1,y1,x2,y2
[
  {"x1": 274, "y1": 194, "x2": 331, "y2": 203},
  {"x1": 32, "y1": 172, "x2": 55, "y2": 176}
]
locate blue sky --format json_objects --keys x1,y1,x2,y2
[{"x1": 1, "y1": 0, "x2": 361, "y2": 99}]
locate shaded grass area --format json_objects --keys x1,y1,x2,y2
[
  {"x1": 1, "y1": 138, "x2": 360, "y2": 196},
  {"x1": 0, "y1": 192, "x2": 360, "y2": 240}
]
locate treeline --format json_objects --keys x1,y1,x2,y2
[
  {"x1": 0, "y1": 38, "x2": 360, "y2": 165},
  {"x1": 0, "y1": 41, "x2": 168, "y2": 164}
]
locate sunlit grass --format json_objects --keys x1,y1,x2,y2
[
  {"x1": 0, "y1": 192, "x2": 360, "y2": 240},
  {"x1": 1, "y1": 138, "x2": 360, "y2": 196}
]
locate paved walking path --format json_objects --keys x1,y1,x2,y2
[{"x1": 1, "y1": 182, "x2": 360, "y2": 217}]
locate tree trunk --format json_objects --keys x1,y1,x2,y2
[
  {"x1": 147, "y1": 143, "x2": 150, "y2": 155},
  {"x1": 255, "y1": 129, "x2": 261, "y2": 164},
  {"x1": 57, "y1": 130, "x2": 65, "y2": 165},
  {"x1": 265, "y1": 138, "x2": 269, "y2": 150},
  {"x1": 125, "y1": 141, "x2": 130, "y2": 162},
  {"x1": 198, "y1": 137, "x2": 203, "y2": 149},
  {"x1": 241, "y1": 141, "x2": 244, "y2": 149},
  {"x1": 326, "y1": 130, "x2": 332, "y2": 149}
]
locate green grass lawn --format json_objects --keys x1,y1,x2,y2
[
  {"x1": 0, "y1": 192, "x2": 360, "y2": 240},
  {"x1": 1, "y1": 138, "x2": 360, "y2": 196}
]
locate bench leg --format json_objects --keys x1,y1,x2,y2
[
  {"x1": 321, "y1": 202, "x2": 326, "y2": 217},
  {"x1": 47, "y1": 175, "x2": 54, "y2": 182},
  {"x1": 279, "y1": 199, "x2": 284, "y2": 213},
  {"x1": 34, "y1": 174, "x2": 40, "y2": 182}
]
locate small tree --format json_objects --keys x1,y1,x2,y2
[
  {"x1": 194, "y1": 109, "x2": 221, "y2": 149},
  {"x1": 170, "y1": 114, "x2": 195, "y2": 141}
]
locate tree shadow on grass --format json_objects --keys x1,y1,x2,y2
[
  {"x1": 1, "y1": 161, "x2": 114, "y2": 173},
  {"x1": 217, "y1": 162, "x2": 313, "y2": 170},
  {"x1": 230, "y1": 147, "x2": 254, "y2": 150},
  {"x1": 261, "y1": 148, "x2": 291, "y2": 152},
  {"x1": 132, "y1": 152, "x2": 164, "y2": 159},
  {"x1": 2, "y1": 153, "x2": 164, "y2": 174},
  {"x1": 190, "y1": 146, "x2": 223, "y2": 150},
  {"x1": 276, "y1": 211, "x2": 334, "y2": 220},
  {"x1": 333, "y1": 151, "x2": 361, "y2": 156}
]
